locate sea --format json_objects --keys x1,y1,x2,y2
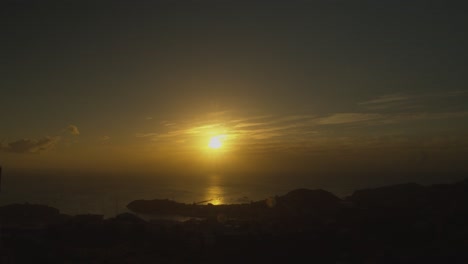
[{"x1": 0, "y1": 168, "x2": 462, "y2": 218}]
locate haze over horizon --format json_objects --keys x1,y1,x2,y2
[{"x1": 1, "y1": 1, "x2": 467, "y2": 186}]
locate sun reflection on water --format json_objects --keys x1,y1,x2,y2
[{"x1": 204, "y1": 174, "x2": 224, "y2": 205}]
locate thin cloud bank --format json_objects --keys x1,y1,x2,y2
[
  {"x1": 0, "y1": 136, "x2": 60, "y2": 154},
  {"x1": 66, "y1": 125, "x2": 80, "y2": 136}
]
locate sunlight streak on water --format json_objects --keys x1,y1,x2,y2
[
  {"x1": 203, "y1": 174, "x2": 224, "y2": 205},
  {"x1": 0, "y1": 170, "x2": 367, "y2": 218}
]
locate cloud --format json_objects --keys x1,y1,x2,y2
[
  {"x1": 100, "y1": 136, "x2": 111, "y2": 141},
  {"x1": 384, "y1": 111, "x2": 468, "y2": 124},
  {"x1": 132, "y1": 109, "x2": 468, "y2": 157},
  {"x1": 134, "y1": 113, "x2": 321, "y2": 155},
  {"x1": 359, "y1": 94, "x2": 409, "y2": 105},
  {"x1": 0, "y1": 124, "x2": 86, "y2": 154},
  {"x1": 318, "y1": 113, "x2": 382, "y2": 125},
  {"x1": 317, "y1": 111, "x2": 468, "y2": 126},
  {"x1": 359, "y1": 90, "x2": 468, "y2": 111},
  {"x1": 66, "y1": 125, "x2": 80, "y2": 135},
  {"x1": 136, "y1": 133, "x2": 159, "y2": 138},
  {"x1": 358, "y1": 94, "x2": 411, "y2": 110},
  {"x1": 0, "y1": 136, "x2": 60, "y2": 154}
]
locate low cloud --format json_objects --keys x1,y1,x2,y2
[
  {"x1": 1, "y1": 136, "x2": 60, "y2": 154},
  {"x1": 66, "y1": 125, "x2": 80, "y2": 135}
]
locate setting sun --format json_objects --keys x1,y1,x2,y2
[{"x1": 208, "y1": 135, "x2": 226, "y2": 149}]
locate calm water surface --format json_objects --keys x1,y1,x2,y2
[{"x1": 1, "y1": 169, "x2": 437, "y2": 218}]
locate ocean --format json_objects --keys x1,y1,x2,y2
[
  {"x1": 0, "y1": 169, "x2": 354, "y2": 218},
  {"x1": 0, "y1": 168, "x2": 459, "y2": 218}
]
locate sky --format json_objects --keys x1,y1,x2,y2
[{"x1": 1, "y1": 1, "x2": 468, "y2": 183}]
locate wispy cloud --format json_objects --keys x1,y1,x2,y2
[
  {"x1": 359, "y1": 90, "x2": 468, "y2": 111},
  {"x1": 100, "y1": 136, "x2": 111, "y2": 141},
  {"x1": 317, "y1": 111, "x2": 468, "y2": 126},
  {"x1": 358, "y1": 94, "x2": 412, "y2": 110},
  {"x1": 384, "y1": 111, "x2": 468, "y2": 123},
  {"x1": 425, "y1": 90, "x2": 468, "y2": 98},
  {"x1": 135, "y1": 133, "x2": 159, "y2": 138},
  {"x1": 135, "y1": 113, "x2": 321, "y2": 154},
  {"x1": 318, "y1": 113, "x2": 382, "y2": 125},
  {"x1": 359, "y1": 94, "x2": 409, "y2": 106},
  {"x1": 160, "y1": 121, "x2": 176, "y2": 127},
  {"x1": 134, "y1": 109, "x2": 468, "y2": 155}
]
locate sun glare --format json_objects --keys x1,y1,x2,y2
[{"x1": 208, "y1": 135, "x2": 226, "y2": 149}]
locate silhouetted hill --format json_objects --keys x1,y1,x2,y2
[
  {"x1": 428, "y1": 178, "x2": 468, "y2": 211},
  {"x1": 111, "y1": 212, "x2": 146, "y2": 224},
  {"x1": 347, "y1": 179, "x2": 468, "y2": 213},
  {"x1": 279, "y1": 188, "x2": 341, "y2": 208},
  {"x1": 0, "y1": 203, "x2": 67, "y2": 228},
  {"x1": 348, "y1": 182, "x2": 428, "y2": 208}
]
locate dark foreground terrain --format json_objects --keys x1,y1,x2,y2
[{"x1": 1, "y1": 178, "x2": 467, "y2": 263}]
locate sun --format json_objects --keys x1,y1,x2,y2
[{"x1": 208, "y1": 135, "x2": 226, "y2": 149}]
